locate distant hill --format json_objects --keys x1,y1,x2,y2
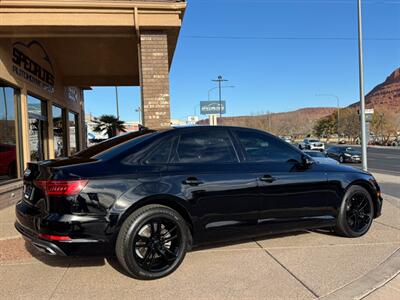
[
  {"x1": 198, "y1": 107, "x2": 336, "y2": 136},
  {"x1": 350, "y1": 67, "x2": 400, "y2": 112}
]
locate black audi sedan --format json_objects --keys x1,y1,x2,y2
[
  {"x1": 15, "y1": 126, "x2": 383, "y2": 280},
  {"x1": 326, "y1": 146, "x2": 362, "y2": 163}
]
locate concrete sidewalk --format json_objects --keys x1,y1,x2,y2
[{"x1": 0, "y1": 194, "x2": 399, "y2": 299}]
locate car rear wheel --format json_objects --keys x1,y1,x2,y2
[
  {"x1": 335, "y1": 185, "x2": 374, "y2": 238},
  {"x1": 116, "y1": 204, "x2": 190, "y2": 280},
  {"x1": 339, "y1": 155, "x2": 345, "y2": 163}
]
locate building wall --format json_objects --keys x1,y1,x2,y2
[{"x1": 140, "y1": 32, "x2": 171, "y2": 129}]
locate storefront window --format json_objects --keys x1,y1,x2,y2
[
  {"x1": 69, "y1": 111, "x2": 79, "y2": 155},
  {"x1": 0, "y1": 85, "x2": 18, "y2": 183},
  {"x1": 28, "y1": 95, "x2": 48, "y2": 162},
  {"x1": 52, "y1": 105, "x2": 65, "y2": 158}
]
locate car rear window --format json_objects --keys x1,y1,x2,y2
[{"x1": 74, "y1": 130, "x2": 156, "y2": 158}]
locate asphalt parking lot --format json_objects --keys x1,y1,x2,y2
[{"x1": 0, "y1": 171, "x2": 399, "y2": 300}]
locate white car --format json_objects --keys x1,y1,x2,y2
[{"x1": 299, "y1": 138, "x2": 325, "y2": 151}]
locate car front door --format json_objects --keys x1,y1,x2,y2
[
  {"x1": 163, "y1": 128, "x2": 260, "y2": 244},
  {"x1": 232, "y1": 128, "x2": 337, "y2": 234}
]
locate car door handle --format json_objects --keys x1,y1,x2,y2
[
  {"x1": 182, "y1": 177, "x2": 203, "y2": 186},
  {"x1": 260, "y1": 175, "x2": 276, "y2": 183}
]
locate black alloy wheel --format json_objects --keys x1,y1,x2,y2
[
  {"x1": 116, "y1": 204, "x2": 189, "y2": 280},
  {"x1": 335, "y1": 185, "x2": 374, "y2": 237},
  {"x1": 133, "y1": 218, "x2": 181, "y2": 273}
]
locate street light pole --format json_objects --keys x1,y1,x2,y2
[
  {"x1": 208, "y1": 86, "x2": 235, "y2": 101},
  {"x1": 135, "y1": 107, "x2": 141, "y2": 125},
  {"x1": 357, "y1": 0, "x2": 368, "y2": 171},
  {"x1": 115, "y1": 86, "x2": 120, "y2": 120},
  {"x1": 212, "y1": 76, "x2": 228, "y2": 118}
]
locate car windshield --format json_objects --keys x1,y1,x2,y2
[
  {"x1": 305, "y1": 151, "x2": 325, "y2": 157},
  {"x1": 74, "y1": 130, "x2": 156, "y2": 158},
  {"x1": 308, "y1": 140, "x2": 319, "y2": 143}
]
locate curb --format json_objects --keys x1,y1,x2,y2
[{"x1": 320, "y1": 248, "x2": 400, "y2": 300}]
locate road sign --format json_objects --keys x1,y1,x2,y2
[{"x1": 200, "y1": 101, "x2": 226, "y2": 115}]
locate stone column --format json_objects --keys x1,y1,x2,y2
[{"x1": 139, "y1": 32, "x2": 171, "y2": 129}]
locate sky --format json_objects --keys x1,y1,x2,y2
[{"x1": 84, "y1": 0, "x2": 400, "y2": 122}]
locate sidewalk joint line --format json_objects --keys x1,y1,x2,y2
[
  {"x1": 47, "y1": 263, "x2": 70, "y2": 300},
  {"x1": 253, "y1": 239, "x2": 319, "y2": 299},
  {"x1": 375, "y1": 221, "x2": 400, "y2": 232}
]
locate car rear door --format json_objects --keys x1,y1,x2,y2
[
  {"x1": 162, "y1": 128, "x2": 260, "y2": 244},
  {"x1": 231, "y1": 128, "x2": 337, "y2": 234}
]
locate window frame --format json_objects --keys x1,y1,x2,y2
[
  {"x1": 52, "y1": 103, "x2": 67, "y2": 158},
  {"x1": 168, "y1": 128, "x2": 240, "y2": 166},
  {"x1": 0, "y1": 80, "x2": 23, "y2": 184},
  {"x1": 68, "y1": 110, "x2": 80, "y2": 155}
]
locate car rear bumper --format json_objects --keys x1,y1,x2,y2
[
  {"x1": 309, "y1": 146, "x2": 325, "y2": 151},
  {"x1": 15, "y1": 200, "x2": 113, "y2": 256},
  {"x1": 15, "y1": 221, "x2": 66, "y2": 256}
]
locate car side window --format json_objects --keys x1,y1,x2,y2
[
  {"x1": 171, "y1": 130, "x2": 237, "y2": 164},
  {"x1": 235, "y1": 130, "x2": 301, "y2": 163},
  {"x1": 144, "y1": 137, "x2": 175, "y2": 165}
]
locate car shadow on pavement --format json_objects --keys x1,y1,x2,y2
[
  {"x1": 23, "y1": 229, "x2": 335, "y2": 278},
  {"x1": 24, "y1": 241, "x2": 108, "y2": 268}
]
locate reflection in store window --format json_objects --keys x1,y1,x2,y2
[
  {"x1": 53, "y1": 105, "x2": 65, "y2": 158},
  {"x1": 69, "y1": 111, "x2": 79, "y2": 155},
  {"x1": 0, "y1": 85, "x2": 17, "y2": 183},
  {"x1": 28, "y1": 95, "x2": 47, "y2": 162}
]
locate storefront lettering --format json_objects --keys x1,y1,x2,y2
[{"x1": 12, "y1": 41, "x2": 55, "y2": 93}]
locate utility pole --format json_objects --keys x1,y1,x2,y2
[
  {"x1": 357, "y1": 0, "x2": 368, "y2": 171},
  {"x1": 135, "y1": 107, "x2": 141, "y2": 125},
  {"x1": 115, "y1": 86, "x2": 120, "y2": 120},
  {"x1": 212, "y1": 75, "x2": 228, "y2": 118}
]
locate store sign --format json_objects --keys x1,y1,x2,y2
[
  {"x1": 12, "y1": 40, "x2": 55, "y2": 93},
  {"x1": 200, "y1": 101, "x2": 226, "y2": 115}
]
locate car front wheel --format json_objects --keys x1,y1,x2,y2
[
  {"x1": 116, "y1": 204, "x2": 190, "y2": 280},
  {"x1": 339, "y1": 155, "x2": 345, "y2": 163},
  {"x1": 335, "y1": 185, "x2": 374, "y2": 238}
]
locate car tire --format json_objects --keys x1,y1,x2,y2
[
  {"x1": 298, "y1": 145, "x2": 303, "y2": 150},
  {"x1": 339, "y1": 155, "x2": 345, "y2": 163},
  {"x1": 116, "y1": 204, "x2": 190, "y2": 280},
  {"x1": 335, "y1": 185, "x2": 374, "y2": 238}
]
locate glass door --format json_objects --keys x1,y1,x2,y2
[{"x1": 28, "y1": 95, "x2": 48, "y2": 162}]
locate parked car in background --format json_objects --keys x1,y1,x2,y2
[
  {"x1": 16, "y1": 126, "x2": 382, "y2": 280},
  {"x1": 298, "y1": 138, "x2": 325, "y2": 151},
  {"x1": 326, "y1": 146, "x2": 362, "y2": 163},
  {"x1": 281, "y1": 136, "x2": 293, "y2": 144},
  {"x1": 303, "y1": 150, "x2": 339, "y2": 165}
]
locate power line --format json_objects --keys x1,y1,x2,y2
[{"x1": 182, "y1": 35, "x2": 400, "y2": 41}]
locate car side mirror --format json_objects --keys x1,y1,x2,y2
[{"x1": 302, "y1": 155, "x2": 314, "y2": 167}]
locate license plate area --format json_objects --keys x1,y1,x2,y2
[{"x1": 24, "y1": 184, "x2": 34, "y2": 201}]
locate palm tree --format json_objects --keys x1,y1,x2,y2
[{"x1": 93, "y1": 115, "x2": 126, "y2": 139}]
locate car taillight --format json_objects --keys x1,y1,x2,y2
[
  {"x1": 38, "y1": 234, "x2": 72, "y2": 241},
  {"x1": 34, "y1": 180, "x2": 88, "y2": 196}
]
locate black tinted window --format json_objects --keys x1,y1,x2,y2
[
  {"x1": 172, "y1": 130, "x2": 237, "y2": 164},
  {"x1": 235, "y1": 130, "x2": 301, "y2": 162},
  {"x1": 74, "y1": 130, "x2": 156, "y2": 158},
  {"x1": 144, "y1": 137, "x2": 174, "y2": 164}
]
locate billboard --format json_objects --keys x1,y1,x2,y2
[{"x1": 200, "y1": 101, "x2": 226, "y2": 115}]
